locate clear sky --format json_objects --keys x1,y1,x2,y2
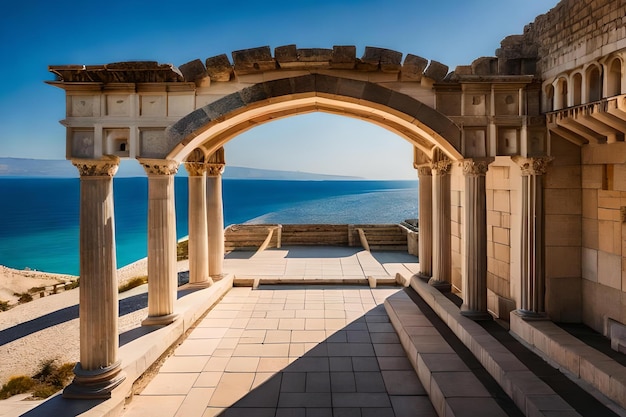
[{"x1": 0, "y1": 0, "x2": 557, "y2": 179}]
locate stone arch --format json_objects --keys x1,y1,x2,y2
[
  {"x1": 553, "y1": 76, "x2": 568, "y2": 110},
  {"x1": 606, "y1": 56, "x2": 623, "y2": 97},
  {"x1": 164, "y1": 74, "x2": 462, "y2": 164},
  {"x1": 544, "y1": 83, "x2": 554, "y2": 112},
  {"x1": 571, "y1": 71, "x2": 583, "y2": 106},
  {"x1": 586, "y1": 63, "x2": 603, "y2": 102}
]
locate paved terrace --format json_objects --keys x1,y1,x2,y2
[{"x1": 9, "y1": 247, "x2": 624, "y2": 417}]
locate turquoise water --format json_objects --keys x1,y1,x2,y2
[{"x1": 0, "y1": 177, "x2": 417, "y2": 275}]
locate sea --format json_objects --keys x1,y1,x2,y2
[{"x1": 0, "y1": 177, "x2": 418, "y2": 275}]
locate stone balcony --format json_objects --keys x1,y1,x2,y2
[{"x1": 547, "y1": 94, "x2": 626, "y2": 146}]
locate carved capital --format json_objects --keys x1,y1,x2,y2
[
  {"x1": 72, "y1": 155, "x2": 120, "y2": 177},
  {"x1": 139, "y1": 159, "x2": 179, "y2": 176},
  {"x1": 513, "y1": 156, "x2": 553, "y2": 176},
  {"x1": 416, "y1": 166, "x2": 433, "y2": 177},
  {"x1": 431, "y1": 159, "x2": 452, "y2": 175},
  {"x1": 185, "y1": 162, "x2": 206, "y2": 177},
  {"x1": 459, "y1": 158, "x2": 493, "y2": 177},
  {"x1": 206, "y1": 163, "x2": 225, "y2": 176}
]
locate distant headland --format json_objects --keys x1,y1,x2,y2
[{"x1": 0, "y1": 158, "x2": 362, "y2": 181}]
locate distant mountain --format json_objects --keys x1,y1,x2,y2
[{"x1": 0, "y1": 158, "x2": 362, "y2": 181}]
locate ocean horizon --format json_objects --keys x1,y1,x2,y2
[{"x1": 0, "y1": 177, "x2": 418, "y2": 275}]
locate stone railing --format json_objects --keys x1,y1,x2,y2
[{"x1": 224, "y1": 223, "x2": 415, "y2": 253}]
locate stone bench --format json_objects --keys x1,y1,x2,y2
[
  {"x1": 405, "y1": 275, "x2": 582, "y2": 417},
  {"x1": 385, "y1": 290, "x2": 510, "y2": 417},
  {"x1": 511, "y1": 313, "x2": 626, "y2": 410}
]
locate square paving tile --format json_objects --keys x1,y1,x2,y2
[
  {"x1": 208, "y1": 372, "x2": 256, "y2": 407},
  {"x1": 141, "y1": 373, "x2": 199, "y2": 396},
  {"x1": 123, "y1": 395, "x2": 185, "y2": 417}
]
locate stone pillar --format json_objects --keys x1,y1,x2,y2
[
  {"x1": 206, "y1": 163, "x2": 225, "y2": 279},
  {"x1": 186, "y1": 162, "x2": 212, "y2": 287},
  {"x1": 141, "y1": 159, "x2": 180, "y2": 326},
  {"x1": 63, "y1": 156, "x2": 125, "y2": 399},
  {"x1": 460, "y1": 158, "x2": 493, "y2": 320},
  {"x1": 514, "y1": 156, "x2": 552, "y2": 320},
  {"x1": 417, "y1": 166, "x2": 433, "y2": 278},
  {"x1": 429, "y1": 158, "x2": 452, "y2": 292}
]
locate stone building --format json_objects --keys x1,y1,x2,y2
[{"x1": 46, "y1": 0, "x2": 626, "y2": 408}]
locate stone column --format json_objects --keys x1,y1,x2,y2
[
  {"x1": 63, "y1": 156, "x2": 125, "y2": 399},
  {"x1": 185, "y1": 162, "x2": 212, "y2": 287},
  {"x1": 514, "y1": 156, "x2": 552, "y2": 319},
  {"x1": 141, "y1": 159, "x2": 180, "y2": 326},
  {"x1": 429, "y1": 158, "x2": 452, "y2": 292},
  {"x1": 417, "y1": 166, "x2": 433, "y2": 278},
  {"x1": 206, "y1": 163, "x2": 225, "y2": 279},
  {"x1": 460, "y1": 158, "x2": 493, "y2": 320}
]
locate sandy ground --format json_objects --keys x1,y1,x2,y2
[
  {"x1": 0, "y1": 266, "x2": 76, "y2": 305},
  {"x1": 0, "y1": 257, "x2": 188, "y2": 388}
]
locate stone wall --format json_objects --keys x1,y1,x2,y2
[
  {"x1": 485, "y1": 159, "x2": 517, "y2": 319},
  {"x1": 450, "y1": 166, "x2": 463, "y2": 292},
  {"x1": 579, "y1": 142, "x2": 626, "y2": 333},
  {"x1": 522, "y1": 0, "x2": 626, "y2": 78},
  {"x1": 544, "y1": 136, "x2": 583, "y2": 323}
]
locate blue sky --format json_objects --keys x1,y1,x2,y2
[{"x1": 1, "y1": 0, "x2": 556, "y2": 179}]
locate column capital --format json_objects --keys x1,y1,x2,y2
[
  {"x1": 459, "y1": 158, "x2": 494, "y2": 177},
  {"x1": 431, "y1": 159, "x2": 452, "y2": 175},
  {"x1": 415, "y1": 165, "x2": 433, "y2": 177},
  {"x1": 513, "y1": 156, "x2": 553, "y2": 176},
  {"x1": 72, "y1": 155, "x2": 120, "y2": 177},
  {"x1": 185, "y1": 162, "x2": 206, "y2": 177},
  {"x1": 206, "y1": 163, "x2": 225, "y2": 176},
  {"x1": 139, "y1": 159, "x2": 179, "y2": 176}
]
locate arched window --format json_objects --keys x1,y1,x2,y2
[
  {"x1": 587, "y1": 65, "x2": 602, "y2": 102},
  {"x1": 545, "y1": 84, "x2": 554, "y2": 112},
  {"x1": 572, "y1": 73, "x2": 582, "y2": 106},
  {"x1": 555, "y1": 78, "x2": 568, "y2": 110},
  {"x1": 607, "y1": 58, "x2": 622, "y2": 97}
]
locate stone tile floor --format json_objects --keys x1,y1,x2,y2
[{"x1": 122, "y1": 285, "x2": 437, "y2": 417}]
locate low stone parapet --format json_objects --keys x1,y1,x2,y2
[{"x1": 511, "y1": 313, "x2": 626, "y2": 410}]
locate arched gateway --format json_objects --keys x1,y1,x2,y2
[{"x1": 48, "y1": 45, "x2": 548, "y2": 398}]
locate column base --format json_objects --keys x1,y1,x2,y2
[
  {"x1": 413, "y1": 273, "x2": 432, "y2": 283},
  {"x1": 142, "y1": 313, "x2": 179, "y2": 326},
  {"x1": 513, "y1": 309, "x2": 547, "y2": 321},
  {"x1": 62, "y1": 361, "x2": 125, "y2": 399},
  {"x1": 187, "y1": 278, "x2": 214, "y2": 288},
  {"x1": 210, "y1": 273, "x2": 225, "y2": 281},
  {"x1": 428, "y1": 278, "x2": 451, "y2": 292},
  {"x1": 460, "y1": 308, "x2": 493, "y2": 321}
]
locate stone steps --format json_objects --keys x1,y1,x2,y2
[
  {"x1": 385, "y1": 290, "x2": 519, "y2": 417},
  {"x1": 387, "y1": 274, "x2": 626, "y2": 416}
]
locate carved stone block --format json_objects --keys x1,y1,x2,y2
[{"x1": 205, "y1": 54, "x2": 233, "y2": 82}]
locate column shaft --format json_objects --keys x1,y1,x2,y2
[
  {"x1": 417, "y1": 167, "x2": 433, "y2": 277},
  {"x1": 207, "y1": 164, "x2": 225, "y2": 279},
  {"x1": 63, "y1": 156, "x2": 125, "y2": 399},
  {"x1": 141, "y1": 160, "x2": 179, "y2": 325},
  {"x1": 429, "y1": 159, "x2": 452, "y2": 291},
  {"x1": 514, "y1": 157, "x2": 551, "y2": 319},
  {"x1": 460, "y1": 159, "x2": 492, "y2": 320},
  {"x1": 186, "y1": 163, "x2": 211, "y2": 286}
]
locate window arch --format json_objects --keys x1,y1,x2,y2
[
  {"x1": 572, "y1": 72, "x2": 582, "y2": 106},
  {"x1": 587, "y1": 64, "x2": 602, "y2": 102},
  {"x1": 554, "y1": 77, "x2": 568, "y2": 110},
  {"x1": 544, "y1": 84, "x2": 554, "y2": 112},
  {"x1": 607, "y1": 57, "x2": 622, "y2": 97}
]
